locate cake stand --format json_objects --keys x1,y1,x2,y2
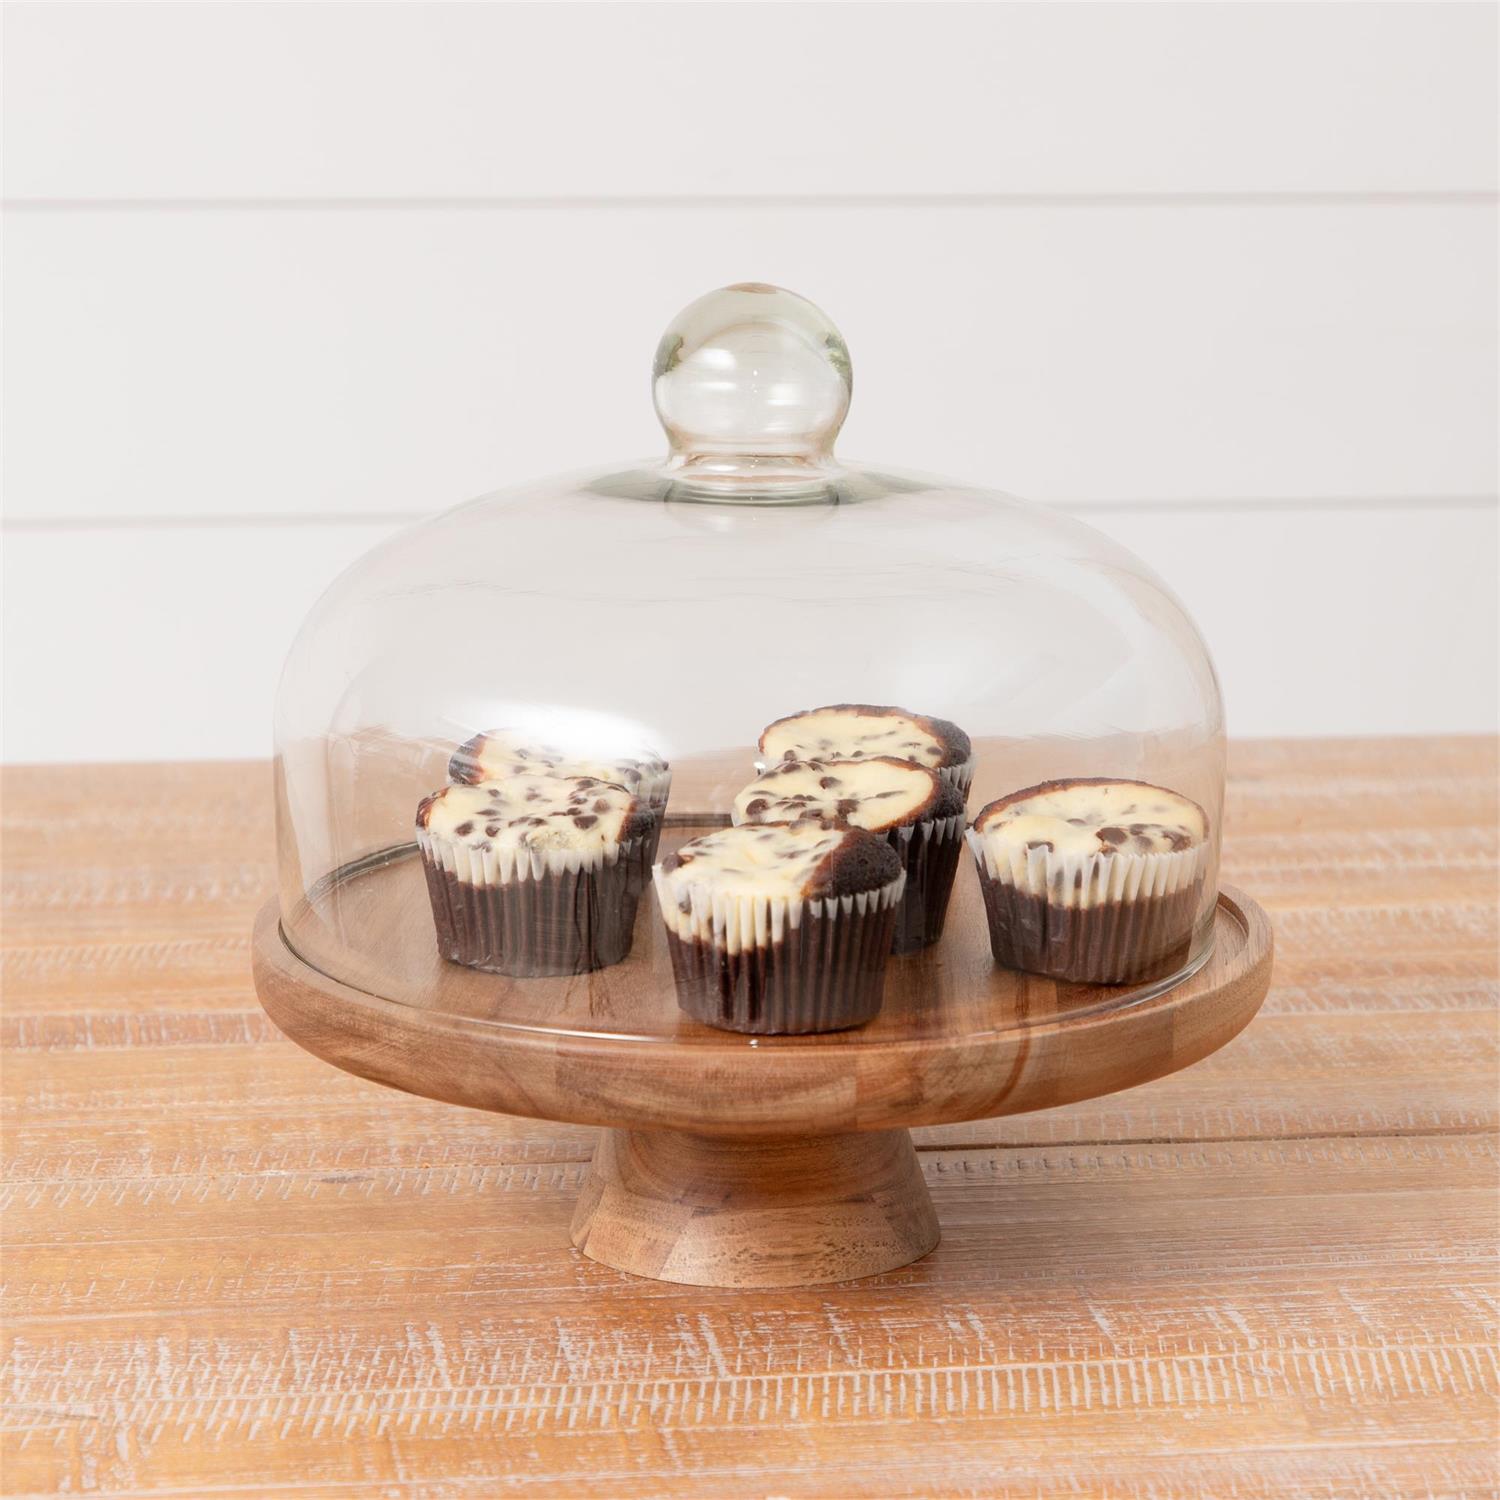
[{"x1": 253, "y1": 815, "x2": 1272, "y2": 1288}]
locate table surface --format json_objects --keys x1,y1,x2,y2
[{"x1": 4, "y1": 737, "x2": 1497, "y2": 1499}]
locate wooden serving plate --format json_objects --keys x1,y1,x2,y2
[{"x1": 253, "y1": 828, "x2": 1272, "y2": 1287}]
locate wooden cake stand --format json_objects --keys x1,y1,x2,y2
[{"x1": 253, "y1": 827, "x2": 1272, "y2": 1288}]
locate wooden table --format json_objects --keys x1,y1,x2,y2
[{"x1": 4, "y1": 737, "x2": 1496, "y2": 1498}]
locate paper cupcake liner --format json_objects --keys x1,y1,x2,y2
[
  {"x1": 634, "y1": 765, "x2": 673, "y2": 813},
  {"x1": 654, "y1": 869, "x2": 905, "y2": 1034},
  {"x1": 887, "y1": 814, "x2": 965, "y2": 955},
  {"x1": 965, "y1": 831, "x2": 1208, "y2": 984},
  {"x1": 635, "y1": 767, "x2": 672, "y2": 860},
  {"x1": 940, "y1": 756, "x2": 975, "y2": 798},
  {"x1": 419, "y1": 831, "x2": 651, "y2": 978}
]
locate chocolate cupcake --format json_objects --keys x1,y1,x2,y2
[
  {"x1": 732, "y1": 756, "x2": 965, "y2": 954},
  {"x1": 417, "y1": 775, "x2": 656, "y2": 977},
  {"x1": 450, "y1": 729, "x2": 671, "y2": 852},
  {"x1": 966, "y1": 779, "x2": 1209, "y2": 985},
  {"x1": 757, "y1": 704, "x2": 974, "y2": 796},
  {"x1": 654, "y1": 822, "x2": 905, "y2": 1034}
]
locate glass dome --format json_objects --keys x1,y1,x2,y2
[{"x1": 274, "y1": 284, "x2": 1224, "y2": 1042}]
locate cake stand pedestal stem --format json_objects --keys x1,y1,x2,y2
[{"x1": 569, "y1": 1126, "x2": 940, "y2": 1287}]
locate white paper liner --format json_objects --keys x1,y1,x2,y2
[
  {"x1": 654, "y1": 866, "x2": 907, "y2": 955},
  {"x1": 633, "y1": 764, "x2": 673, "y2": 815},
  {"x1": 964, "y1": 827, "x2": 1207, "y2": 910},
  {"x1": 418, "y1": 827, "x2": 634, "y2": 887},
  {"x1": 941, "y1": 756, "x2": 975, "y2": 797},
  {"x1": 889, "y1": 812, "x2": 964, "y2": 854},
  {"x1": 886, "y1": 812, "x2": 965, "y2": 952}
]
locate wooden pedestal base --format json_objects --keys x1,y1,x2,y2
[
  {"x1": 569, "y1": 1127, "x2": 941, "y2": 1287},
  {"x1": 256, "y1": 876, "x2": 1271, "y2": 1289}
]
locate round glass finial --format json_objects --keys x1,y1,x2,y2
[{"x1": 653, "y1": 283, "x2": 852, "y2": 490}]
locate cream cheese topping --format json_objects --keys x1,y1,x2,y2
[
  {"x1": 732, "y1": 757, "x2": 937, "y2": 832},
  {"x1": 973, "y1": 780, "x2": 1206, "y2": 859},
  {"x1": 419, "y1": 775, "x2": 640, "y2": 854},
  {"x1": 454, "y1": 729, "x2": 560, "y2": 768},
  {"x1": 658, "y1": 823, "x2": 852, "y2": 902},
  {"x1": 452, "y1": 730, "x2": 669, "y2": 803},
  {"x1": 759, "y1": 706, "x2": 951, "y2": 770},
  {"x1": 655, "y1": 824, "x2": 905, "y2": 952}
]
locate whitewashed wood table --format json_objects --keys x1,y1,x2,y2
[{"x1": 4, "y1": 737, "x2": 1496, "y2": 1497}]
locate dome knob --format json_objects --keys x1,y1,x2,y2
[{"x1": 653, "y1": 284, "x2": 851, "y2": 490}]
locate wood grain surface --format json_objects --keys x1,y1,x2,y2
[
  {"x1": 255, "y1": 882, "x2": 1266, "y2": 1288},
  {"x1": 253, "y1": 877, "x2": 1271, "y2": 1136},
  {"x1": 3, "y1": 737, "x2": 1497, "y2": 1496},
  {"x1": 569, "y1": 1127, "x2": 942, "y2": 1288}
]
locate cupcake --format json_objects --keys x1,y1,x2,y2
[
  {"x1": 966, "y1": 779, "x2": 1209, "y2": 985},
  {"x1": 757, "y1": 704, "x2": 974, "y2": 796},
  {"x1": 654, "y1": 822, "x2": 905, "y2": 1034},
  {"x1": 450, "y1": 728, "x2": 671, "y2": 852},
  {"x1": 417, "y1": 774, "x2": 656, "y2": 977},
  {"x1": 732, "y1": 756, "x2": 965, "y2": 954}
]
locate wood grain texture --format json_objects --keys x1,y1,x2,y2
[
  {"x1": 254, "y1": 794, "x2": 1269, "y2": 1283},
  {"x1": 570, "y1": 1128, "x2": 941, "y2": 1288},
  {"x1": 3, "y1": 738, "x2": 1497, "y2": 1496},
  {"x1": 253, "y1": 882, "x2": 1271, "y2": 1136}
]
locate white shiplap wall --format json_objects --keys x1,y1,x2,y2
[{"x1": 4, "y1": 2, "x2": 1497, "y2": 761}]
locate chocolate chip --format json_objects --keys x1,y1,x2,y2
[
  {"x1": 1098, "y1": 826, "x2": 1127, "y2": 845},
  {"x1": 1025, "y1": 839, "x2": 1054, "y2": 853},
  {"x1": 836, "y1": 798, "x2": 859, "y2": 818},
  {"x1": 593, "y1": 798, "x2": 611, "y2": 813},
  {"x1": 745, "y1": 798, "x2": 769, "y2": 817},
  {"x1": 573, "y1": 814, "x2": 598, "y2": 829},
  {"x1": 454, "y1": 821, "x2": 474, "y2": 837},
  {"x1": 1068, "y1": 817, "x2": 1088, "y2": 826},
  {"x1": 818, "y1": 776, "x2": 839, "y2": 789},
  {"x1": 485, "y1": 825, "x2": 500, "y2": 837}
]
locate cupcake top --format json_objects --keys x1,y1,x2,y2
[
  {"x1": 418, "y1": 775, "x2": 652, "y2": 854},
  {"x1": 758, "y1": 704, "x2": 971, "y2": 773},
  {"x1": 450, "y1": 729, "x2": 668, "y2": 796},
  {"x1": 658, "y1": 822, "x2": 902, "y2": 904},
  {"x1": 972, "y1": 779, "x2": 1208, "y2": 859},
  {"x1": 732, "y1": 756, "x2": 963, "y2": 833}
]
